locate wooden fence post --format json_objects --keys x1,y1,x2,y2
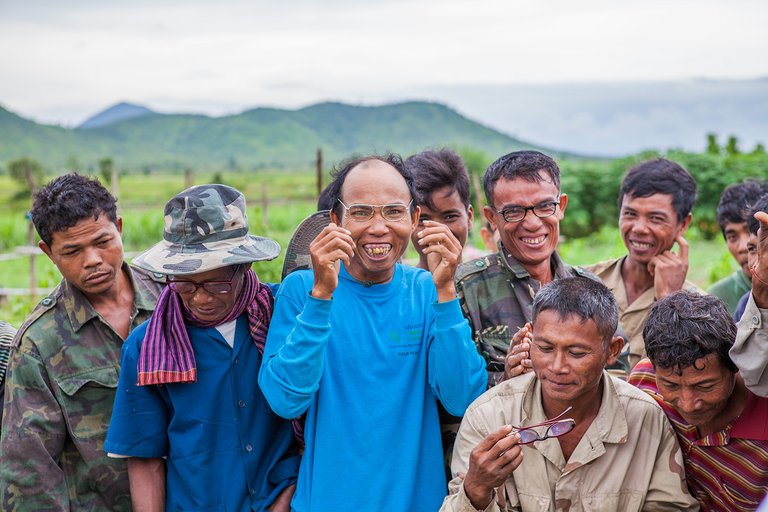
[{"x1": 184, "y1": 167, "x2": 193, "y2": 189}]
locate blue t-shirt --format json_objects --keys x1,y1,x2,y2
[
  {"x1": 259, "y1": 264, "x2": 486, "y2": 511},
  {"x1": 105, "y1": 316, "x2": 299, "y2": 512}
]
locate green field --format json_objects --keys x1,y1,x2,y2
[{"x1": 0, "y1": 172, "x2": 738, "y2": 328}]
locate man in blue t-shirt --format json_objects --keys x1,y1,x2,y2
[
  {"x1": 259, "y1": 154, "x2": 487, "y2": 511},
  {"x1": 105, "y1": 184, "x2": 299, "y2": 512}
]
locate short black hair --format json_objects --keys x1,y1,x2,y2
[
  {"x1": 619, "y1": 158, "x2": 697, "y2": 223},
  {"x1": 406, "y1": 148, "x2": 470, "y2": 211},
  {"x1": 747, "y1": 193, "x2": 768, "y2": 235},
  {"x1": 325, "y1": 153, "x2": 415, "y2": 220},
  {"x1": 643, "y1": 291, "x2": 737, "y2": 374},
  {"x1": 482, "y1": 150, "x2": 560, "y2": 207},
  {"x1": 31, "y1": 173, "x2": 118, "y2": 246},
  {"x1": 532, "y1": 276, "x2": 618, "y2": 344},
  {"x1": 317, "y1": 183, "x2": 334, "y2": 211},
  {"x1": 716, "y1": 180, "x2": 768, "y2": 235}
]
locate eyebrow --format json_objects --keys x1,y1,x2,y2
[
  {"x1": 500, "y1": 198, "x2": 558, "y2": 209},
  {"x1": 60, "y1": 232, "x2": 112, "y2": 251}
]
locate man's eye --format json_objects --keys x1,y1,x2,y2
[
  {"x1": 384, "y1": 207, "x2": 405, "y2": 216},
  {"x1": 535, "y1": 344, "x2": 553, "y2": 353},
  {"x1": 569, "y1": 351, "x2": 587, "y2": 358},
  {"x1": 349, "y1": 209, "x2": 371, "y2": 218},
  {"x1": 444, "y1": 214, "x2": 459, "y2": 221}
]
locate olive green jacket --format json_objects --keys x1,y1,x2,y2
[{"x1": 0, "y1": 264, "x2": 163, "y2": 511}]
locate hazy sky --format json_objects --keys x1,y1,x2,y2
[{"x1": 2, "y1": 0, "x2": 766, "y2": 127}]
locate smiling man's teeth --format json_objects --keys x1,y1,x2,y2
[
  {"x1": 364, "y1": 244, "x2": 391, "y2": 256},
  {"x1": 631, "y1": 241, "x2": 653, "y2": 249},
  {"x1": 521, "y1": 235, "x2": 546, "y2": 244}
]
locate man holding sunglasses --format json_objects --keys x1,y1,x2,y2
[
  {"x1": 442, "y1": 277, "x2": 698, "y2": 511},
  {"x1": 455, "y1": 150, "x2": 594, "y2": 387},
  {"x1": 105, "y1": 184, "x2": 299, "y2": 512},
  {"x1": 259, "y1": 154, "x2": 487, "y2": 511}
]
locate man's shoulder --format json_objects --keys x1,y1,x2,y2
[
  {"x1": 455, "y1": 252, "x2": 504, "y2": 284},
  {"x1": 611, "y1": 373, "x2": 661, "y2": 408},
  {"x1": 15, "y1": 281, "x2": 69, "y2": 350},
  {"x1": 583, "y1": 257, "x2": 622, "y2": 278},
  {"x1": 465, "y1": 372, "x2": 533, "y2": 416}
]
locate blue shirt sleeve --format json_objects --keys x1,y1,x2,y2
[
  {"x1": 104, "y1": 322, "x2": 170, "y2": 458},
  {"x1": 259, "y1": 272, "x2": 332, "y2": 419},
  {"x1": 426, "y1": 298, "x2": 487, "y2": 416}
]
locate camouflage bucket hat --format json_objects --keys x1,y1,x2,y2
[
  {"x1": 281, "y1": 210, "x2": 331, "y2": 280},
  {"x1": 133, "y1": 184, "x2": 280, "y2": 276}
]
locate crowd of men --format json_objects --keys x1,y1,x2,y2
[{"x1": 0, "y1": 148, "x2": 767, "y2": 511}]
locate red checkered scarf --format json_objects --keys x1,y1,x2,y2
[{"x1": 138, "y1": 268, "x2": 271, "y2": 385}]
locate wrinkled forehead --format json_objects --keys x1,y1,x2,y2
[{"x1": 342, "y1": 160, "x2": 412, "y2": 204}]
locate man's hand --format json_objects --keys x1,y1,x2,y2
[
  {"x1": 750, "y1": 211, "x2": 768, "y2": 308},
  {"x1": 416, "y1": 220, "x2": 462, "y2": 302},
  {"x1": 504, "y1": 323, "x2": 533, "y2": 381},
  {"x1": 648, "y1": 233, "x2": 689, "y2": 299},
  {"x1": 309, "y1": 223, "x2": 354, "y2": 300},
  {"x1": 463, "y1": 425, "x2": 523, "y2": 510},
  {"x1": 268, "y1": 483, "x2": 296, "y2": 512}
]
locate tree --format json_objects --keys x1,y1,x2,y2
[
  {"x1": 726, "y1": 136, "x2": 740, "y2": 156},
  {"x1": 99, "y1": 157, "x2": 114, "y2": 184},
  {"x1": 706, "y1": 133, "x2": 720, "y2": 155},
  {"x1": 9, "y1": 158, "x2": 45, "y2": 194}
]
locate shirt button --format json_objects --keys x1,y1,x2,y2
[
  {"x1": 234, "y1": 358, "x2": 238, "y2": 365},
  {"x1": 238, "y1": 400, "x2": 246, "y2": 408},
  {"x1": 753, "y1": 316, "x2": 760, "y2": 325},
  {"x1": 245, "y1": 443, "x2": 253, "y2": 452}
]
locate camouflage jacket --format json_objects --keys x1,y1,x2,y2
[
  {"x1": 455, "y1": 248, "x2": 590, "y2": 387},
  {"x1": 0, "y1": 264, "x2": 163, "y2": 512},
  {"x1": 0, "y1": 321, "x2": 17, "y2": 426}
]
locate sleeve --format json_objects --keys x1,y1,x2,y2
[
  {"x1": 259, "y1": 274, "x2": 332, "y2": 419},
  {"x1": 440, "y1": 409, "x2": 505, "y2": 512},
  {"x1": 641, "y1": 412, "x2": 700, "y2": 511},
  {"x1": 0, "y1": 340, "x2": 70, "y2": 511},
  {"x1": 427, "y1": 298, "x2": 487, "y2": 417},
  {"x1": 104, "y1": 328, "x2": 169, "y2": 458},
  {"x1": 730, "y1": 293, "x2": 768, "y2": 397}
]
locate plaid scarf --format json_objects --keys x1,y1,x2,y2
[{"x1": 138, "y1": 268, "x2": 272, "y2": 385}]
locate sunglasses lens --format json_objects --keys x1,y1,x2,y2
[
  {"x1": 549, "y1": 421, "x2": 575, "y2": 437},
  {"x1": 517, "y1": 429, "x2": 539, "y2": 444}
]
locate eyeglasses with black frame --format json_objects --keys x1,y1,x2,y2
[
  {"x1": 495, "y1": 200, "x2": 560, "y2": 223},
  {"x1": 511, "y1": 406, "x2": 575, "y2": 444},
  {"x1": 167, "y1": 266, "x2": 243, "y2": 295},
  {"x1": 337, "y1": 199, "x2": 413, "y2": 222}
]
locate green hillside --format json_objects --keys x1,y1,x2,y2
[{"x1": 0, "y1": 101, "x2": 562, "y2": 171}]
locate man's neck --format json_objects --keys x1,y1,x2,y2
[
  {"x1": 524, "y1": 259, "x2": 554, "y2": 284},
  {"x1": 698, "y1": 376, "x2": 749, "y2": 437},
  {"x1": 620, "y1": 255, "x2": 654, "y2": 303},
  {"x1": 541, "y1": 378, "x2": 604, "y2": 461},
  {"x1": 82, "y1": 266, "x2": 135, "y2": 339}
]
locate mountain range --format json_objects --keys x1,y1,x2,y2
[{"x1": 0, "y1": 101, "x2": 562, "y2": 171}]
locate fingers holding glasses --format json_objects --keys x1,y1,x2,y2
[
  {"x1": 309, "y1": 223, "x2": 355, "y2": 300},
  {"x1": 463, "y1": 425, "x2": 523, "y2": 510}
]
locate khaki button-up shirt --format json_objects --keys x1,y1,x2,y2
[
  {"x1": 586, "y1": 257, "x2": 701, "y2": 369},
  {"x1": 442, "y1": 371, "x2": 699, "y2": 512},
  {"x1": 731, "y1": 293, "x2": 768, "y2": 397}
]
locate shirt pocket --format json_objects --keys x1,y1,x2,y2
[
  {"x1": 717, "y1": 474, "x2": 763, "y2": 511},
  {"x1": 56, "y1": 366, "x2": 119, "y2": 440},
  {"x1": 581, "y1": 491, "x2": 643, "y2": 511}
]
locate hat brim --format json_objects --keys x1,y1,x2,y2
[
  {"x1": 132, "y1": 234, "x2": 280, "y2": 276},
  {"x1": 281, "y1": 210, "x2": 332, "y2": 280}
]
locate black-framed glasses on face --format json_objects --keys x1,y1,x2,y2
[
  {"x1": 495, "y1": 200, "x2": 560, "y2": 223},
  {"x1": 337, "y1": 199, "x2": 413, "y2": 222},
  {"x1": 511, "y1": 406, "x2": 575, "y2": 444},
  {"x1": 167, "y1": 267, "x2": 242, "y2": 295}
]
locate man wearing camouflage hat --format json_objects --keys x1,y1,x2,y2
[
  {"x1": 0, "y1": 173, "x2": 164, "y2": 511},
  {"x1": 105, "y1": 184, "x2": 299, "y2": 512}
]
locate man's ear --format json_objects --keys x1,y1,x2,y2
[
  {"x1": 39, "y1": 240, "x2": 54, "y2": 261},
  {"x1": 483, "y1": 206, "x2": 497, "y2": 231},
  {"x1": 466, "y1": 204, "x2": 474, "y2": 232},
  {"x1": 410, "y1": 205, "x2": 421, "y2": 231},
  {"x1": 330, "y1": 208, "x2": 341, "y2": 225},
  {"x1": 606, "y1": 335, "x2": 624, "y2": 366},
  {"x1": 558, "y1": 193, "x2": 568, "y2": 215},
  {"x1": 116, "y1": 216, "x2": 123, "y2": 235},
  {"x1": 679, "y1": 212, "x2": 693, "y2": 236}
]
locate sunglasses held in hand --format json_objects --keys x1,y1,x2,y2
[{"x1": 510, "y1": 406, "x2": 576, "y2": 444}]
